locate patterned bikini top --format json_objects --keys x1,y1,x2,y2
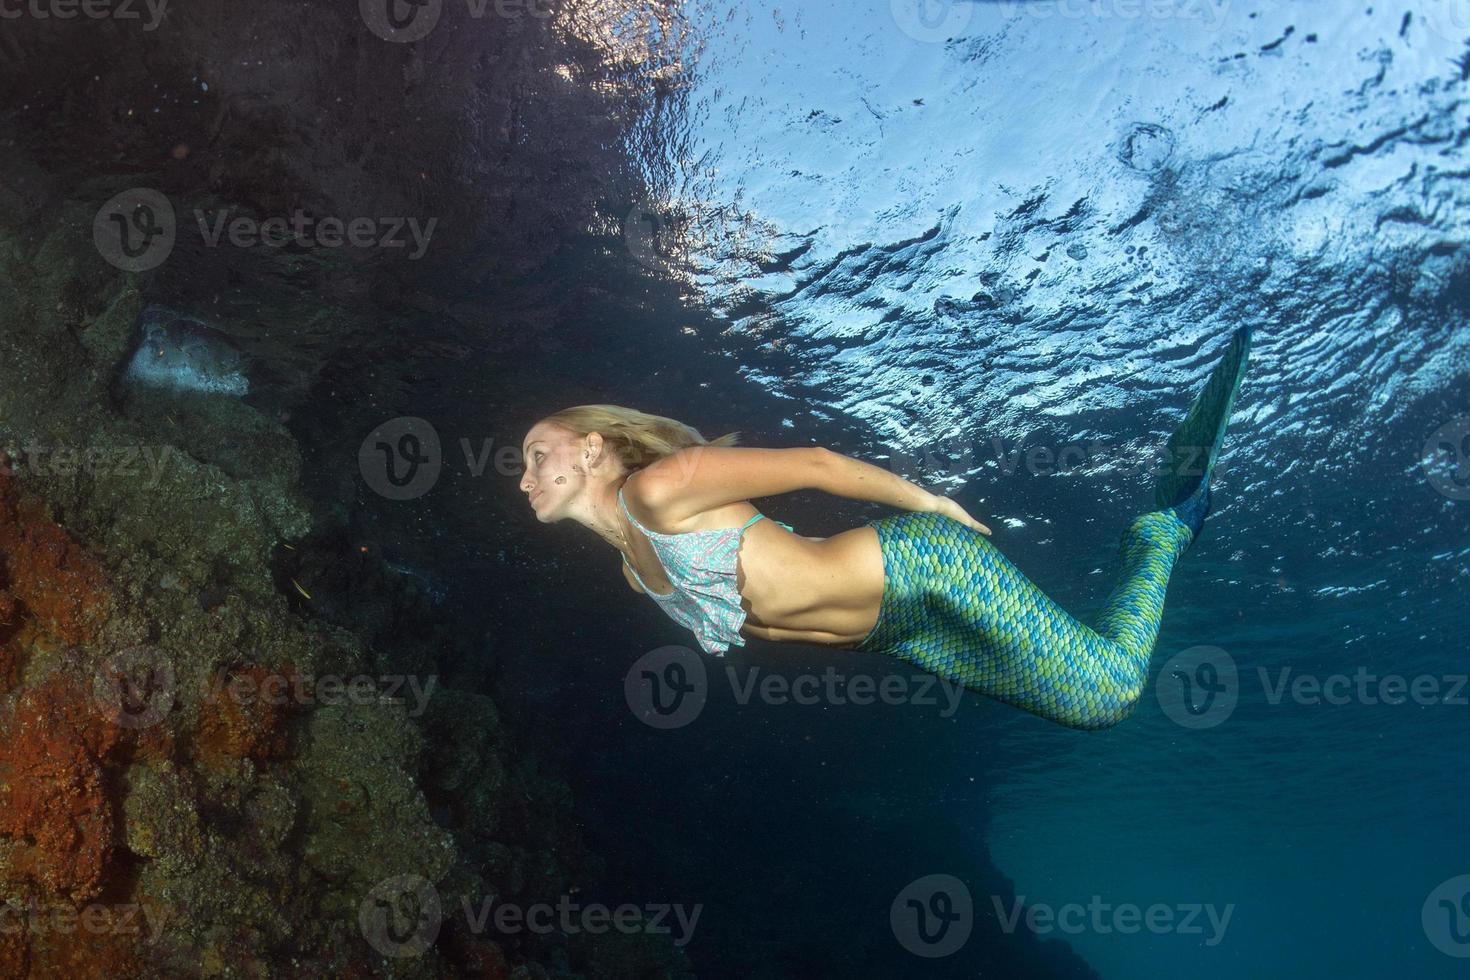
[{"x1": 617, "y1": 484, "x2": 794, "y2": 655}]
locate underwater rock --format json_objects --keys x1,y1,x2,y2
[
  {"x1": 0, "y1": 482, "x2": 154, "y2": 910},
  {"x1": 123, "y1": 307, "x2": 249, "y2": 397},
  {"x1": 422, "y1": 688, "x2": 508, "y2": 840},
  {"x1": 242, "y1": 777, "x2": 300, "y2": 849},
  {"x1": 120, "y1": 759, "x2": 206, "y2": 877},
  {"x1": 296, "y1": 699, "x2": 457, "y2": 907},
  {"x1": 0, "y1": 159, "x2": 693, "y2": 980},
  {"x1": 0, "y1": 673, "x2": 123, "y2": 903},
  {"x1": 0, "y1": 592, "x2": 18, "y2": 692},
  {"x1": 193, "y1": 661, "x2": 298, "y2": 769},
  {"x1": 0, "y1": 470, "x2": 110, "y2": 647}
]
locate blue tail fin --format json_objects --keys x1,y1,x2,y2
[{"x1": 1155, "y1": 325, "x2": 1253, "y2": 542}]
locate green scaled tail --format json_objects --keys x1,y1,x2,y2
[{"x1": 1153, "y1": 324, "x2": 1253, "y2": 542}]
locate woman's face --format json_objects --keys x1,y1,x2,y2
[{"x1": 519, "y1": 422, "x2": 584, "y2": 520}]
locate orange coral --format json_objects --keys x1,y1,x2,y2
[
  {"x1": 194, "y1": 663, "x2": 298, "y2": 768},
  {"x1": 0, "y1": 674, "x2": 123, "y2": 903},
  {"x1": 0, "y1": 470, "x2": 109, "y2": 648},
  {"x1": 0, "y1": 472, "x2": 132, "y2": 904},
  {"x1": 0, "y1": 590, "x2": 19, "y2": 692},
  {"x1": 0, "y1": 468, "x2": 169, "y2": 977},
  {"x1": 0, "y1": 897, "x2": 147, "y2": 980}
]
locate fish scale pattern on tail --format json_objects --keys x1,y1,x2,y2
[{"x1": 855, "y1": 510, "x2": 1193, "y2": 730}]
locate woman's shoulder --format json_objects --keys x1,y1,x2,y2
[
  {"x1": 623, "y1": 466, "x2": 752, "y2": 536},
  {"x1": 620, "y1": 469, "x2": 686, "y2": 534}
]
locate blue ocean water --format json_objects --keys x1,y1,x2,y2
[
  {"x1": 496, "y1": 2, "x2": 1470, "y2": 978},
  {"x1": 7, "y1": 0, "x2": 1461, "y2": 974}
]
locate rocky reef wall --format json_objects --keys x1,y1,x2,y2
[{"x1": 0, "y1": 175, "x2": 690, "y2": 980}]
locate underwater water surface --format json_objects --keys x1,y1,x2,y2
[
  {"x1": 0, "y1": 0, "x2": 1466, "y2": 977},
  {"x1": 529, "y1": 2, "x2": 1470, "y2": 977}
]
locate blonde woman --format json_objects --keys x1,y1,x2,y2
[{"x1": 519, "y1": 325, "x2": 1251, "y2": 730}]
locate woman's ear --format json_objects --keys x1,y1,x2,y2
[{"x1": 585, "y1": 432, "x2": 607, "y2": 467}]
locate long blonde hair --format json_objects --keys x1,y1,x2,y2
[{"x1": 537, "y1": 404, "x2": 740, "y2": 473}]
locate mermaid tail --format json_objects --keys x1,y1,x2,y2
[
  {"x1": 1154, "y1": 324, "x2": 1253, "y2": 544},
  {"x1": 852, "y1": 327, "x2": 1253, "y2": 729},
  {"x1": 855, "y1": 510, "x2": 1191, "y2": 730}
]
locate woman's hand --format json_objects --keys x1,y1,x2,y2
[{"x1": 925, "y1": 494, "x2": 993, "y2": 536}]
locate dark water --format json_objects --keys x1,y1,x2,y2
[{"x1": 4, "y1": 0, "x2": 1469, "y2": 976}]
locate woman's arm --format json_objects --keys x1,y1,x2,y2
[
  {"x1": 813, "y1": 448, "x2": 939, "y2": 512},
  {"x1": 816, "y1": 449, "x2": 992, "y2": 535}
]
